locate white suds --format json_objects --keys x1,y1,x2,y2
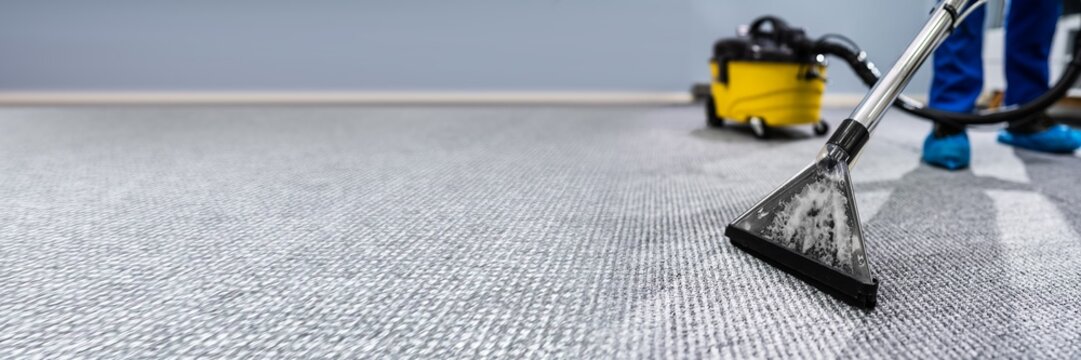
[{"x1": 764, "y1": 172, "x2": 857, "y2": 271}]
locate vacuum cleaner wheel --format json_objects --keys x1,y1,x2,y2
[
  {"x1": 749, "y1": 117, "x2": 769, "y2": 139},
  {"x1": 814, "y1": 120, "x2": 830, "y2": 136},
  {"x1": 705, "y1": 96, "x2": 725, "y2": 128}
]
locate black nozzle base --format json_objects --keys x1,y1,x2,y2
[{"x1": 726, "y1": 225, "x2": 879, "y2": 308}]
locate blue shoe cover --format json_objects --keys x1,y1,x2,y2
[
  {"x1": 922, "y1": 131, "x2": 971, "y2": 170},
  {"x1": 997, "y1": 125, "x2": 1081, "y2": 154}
]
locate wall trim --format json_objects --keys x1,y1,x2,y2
[
  {"x1": 0, "y1": 91, "x2": 693, "y2": 105},
  {"x1": 0, "y1": 91, "x2": 922, "y2": 107},
  {"x1": 820, "y1": 94, "x2": 865, "y2": 108}
]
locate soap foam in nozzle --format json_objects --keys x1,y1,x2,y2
[{"x1": 764, "y1": 157, "x2": 859, "y2": 272}]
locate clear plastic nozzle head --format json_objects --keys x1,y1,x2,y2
[{"x1": 730, "y1": 146, "x2": 872, "y2": 282}]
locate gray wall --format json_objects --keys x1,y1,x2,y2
[{"x1": 0, "y1": 0, "x2": 934, "y2": 93}]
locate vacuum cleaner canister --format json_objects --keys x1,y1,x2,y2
[{"x1": 705, "y1": 17, "x2": 829, "y2": 138}]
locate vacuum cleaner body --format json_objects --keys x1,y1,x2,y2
[
  {"x1": 706, "y1": 18, "x2": 830, "y2": 138},
  {"x1": 708, "y1": 61, "x2": 827, "y2": 134}
]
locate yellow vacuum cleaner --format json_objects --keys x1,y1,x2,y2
[{"x1": 705, "y1": 16, "x2": 829, "y2": 139}]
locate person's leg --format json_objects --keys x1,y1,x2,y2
[
  {"x1": 923, "y1": 6, "x2": 984, "y2": 170},
  {"x1": 1003, "y1": 0, "x2": 1058, "y2": 107},
  {"x1": 998, "y1": 0, "x2": 1081, "y2": 153}
]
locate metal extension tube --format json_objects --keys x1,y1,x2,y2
[{"x1": 835, "y1": 0, "x2": 970, "y2": 160}]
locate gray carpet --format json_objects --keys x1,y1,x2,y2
[{"x1": 1, "y1": 105, "x2": 1080, "y2": 358}]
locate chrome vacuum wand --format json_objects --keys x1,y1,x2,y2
[
  {"x1": 726, "y1": 0, "x2": 971, "y2": 308},
  {"x1": 825, "y1": 0, "x2": 970, "y2": 166}
]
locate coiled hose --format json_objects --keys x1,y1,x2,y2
[{"x1": 813, "y1": 27, "x2": 1081, "y2": 127}]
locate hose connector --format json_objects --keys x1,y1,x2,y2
[{"x1": 825, "y1": 119, "x2": 870, "y2": 158}]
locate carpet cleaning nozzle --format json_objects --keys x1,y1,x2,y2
[
  {"x1": 727, "y1": 121, "x2": 877, "y2": 307},
  {"x1": 725, "y1": 0, "x2": 970, "y2": 308}
]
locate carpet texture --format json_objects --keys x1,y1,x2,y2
[{"x1": 1, "y1": 105, "x2": 1079, "y2": 358}]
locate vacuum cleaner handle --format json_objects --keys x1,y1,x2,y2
[
  {"x1": 827, "y1": 0, "x2": 970, "y2": 162},
  {"x1": 748, "y1": 16, "x2": 791, "y2": 46}
]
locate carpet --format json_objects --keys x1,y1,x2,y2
[{"x1": 1, "y1": 105, "x2": 1079, "y2": 358}]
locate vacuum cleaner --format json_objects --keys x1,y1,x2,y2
[
  {"x1": 706, "y1": 17, "x2": 830, "y2": 139},
  {"x1": 724, "y1": 0, "x2": 1081, "y2": 308}
]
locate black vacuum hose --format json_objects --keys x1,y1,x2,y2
[{"x1": 813, "y1": 29, "x2": 1081, "y2": 126}]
